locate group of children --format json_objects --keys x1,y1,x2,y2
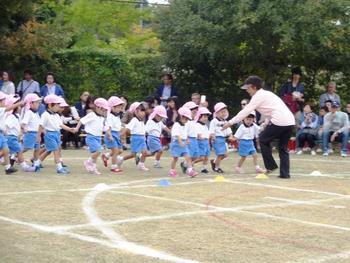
[{"x1": 0, "y1": 91, "x2": 266, "y2": 176}]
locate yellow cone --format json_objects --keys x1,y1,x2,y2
[
  {"x1": 255, "y1": 173, "x2": 269, "y2": 179},
  {"x1": 214, "y1": 175, "x2": 226, "y2": 182}
]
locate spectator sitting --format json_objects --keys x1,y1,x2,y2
[
  {"x1": 61, "y1": 105, "x2": 80, "y2": 149},
  {"x1": 75, "y1": 91, "x2": 90, "y2": 118},
  {"x1": 156, "y1": 73, "x2": 179, "y2": 106},
  {"x1": 296, "y1": 104, "x2": 319, "y2": 155},
  {"x1": 319, "y1": 82, "x2": 341, "y2": 107},
  {"x1": 17, "y1": 69, "x2": 40, "y2": 99},
  {"x1": 1, "y1": 71, "x2": 15, "y2": 95},
  {"x1": 40, "y1": 72, "x2": 64, "y2": 97},
  {"x1": 322, "y1": 101, "x2": 349, "y2": 157}
]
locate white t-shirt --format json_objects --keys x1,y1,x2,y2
[
  {"x1": 5, "y1": 113, "x2": 21, "y2": 136},
  {"x1": 41, "y1": 111, "x2": 63, "y2": 132},
  {"x1": 0, "y1": 108, "x2": 6, "y2": 131},
  {"x1": 186, "y1": 120, "x2": 198, "y2": 138},
  {"x1": 172, "y1": 122, "x2": 188, "y2": 140},
  {"x1": 21, "y1": 110, "x2": 42, "y2": 132},
  {"x1": 234, "y1": 123, "x2": 260, "y2": 140},
  {"x1": 209, "y1": 118, "x2": 233, "y2": 137},
  {"x1": 146, "y1": 119, "x2": 166, "y2": 137},
  {"x1": 106, "y1": 113, "x2": 122, "y2": 132},
  {"x1": 196, "y1": 122, "x2": 210, "y2": 139},
  {"x1": 80, "y1": 112, "x2": 105, "y2": 136},
  {"x1": 126, "y1": 117, "x2": 145, "y2": 135}
]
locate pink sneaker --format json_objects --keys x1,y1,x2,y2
[
  {"x1": 235, "y1": 166, "x2": 244, "y2": 174},
  {"x1": 169, "y1": 169, "x2": 178, "y2": 177},
  {"x1": 92, "y1": 168, "x2": 101, "y2": 175},
  {"x1": 137, "y1": 164, "x2": 149, "y2": 171},
  {"x1": 84, "y1": 159, "x2": 94, "y2": 172},
  {"x1": 255, "y1": 167, "x2": 267, "y2": 173},
  {"x1": 101, "y1": 153, "x2": 108, "y2": 167},
  {"x1": 187, "y1": 169, "x2": 198, "y2": 178}
]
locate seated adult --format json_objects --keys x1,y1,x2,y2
[
  {"x1": 319, "y1": 82, "x2": 340, "y2": 107},
  {"x1": 322, "y1": 101, "x2": 349, "y2": 157},
  {"x1": 296, "y1": 104, "x2": 319, "y2": 155},
  {"x1": 1, "y1": 71, "x2": 15, "y2": 95},
  {"x1": 156, "y1": 73, "x2": 179, "y2": 106},
  {"x1": 40, "y1": 72, "x2": 64, "y2": 98},
  {"x1": 16, "y1": 69, "x2": 40, "y2": 99},
  {"x1": 74, "y1": 91, "x2": 90, "y2": 118}
]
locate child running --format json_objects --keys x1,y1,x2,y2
[
  {"x1": 232, "y1": 112, "x2": 265, "y2": 174},
  {"x1": 193, "y1": 107, "x2": 211, "y2": 173},
  {"x1": 209, "y1": 102, "x2": 233, "y2": 173},
  {"x1": 75, "y1": 98, "x2": 109, "y2": 175},
  {"x1": 102, "y1": 96, "x2": 125, "y2": 173},
  {"x1": 117, "y1": 102, "x2": 149, "y2": 171},
  {"x1": 169, "y1": 107, "x2": 198, "y2": 177},
  {"x1": 145, "y1": 105, "x2": 171, "y2": 168}
]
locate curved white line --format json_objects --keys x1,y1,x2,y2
[{"x1": 83, "y1": 183, "x2": 198, "y2": 263}]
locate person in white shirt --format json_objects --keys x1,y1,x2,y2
[
  {"x1": 232, "y1": 113, "x2": 265, "y2": 174},
  {"x1": 1, "y1": 71, "x2": 15, "y2": 95},
  {"x1": 5, "y1": 95, "x2": 36, "y2": 172},
  {"x1": 0, "y1": 92, "x2": 23, "y2": 174},
  {"x1": 145, "y1": 105, "x2": 171, "y2": 168},
  {"x1": 117, "y1": 102, "x2": 150, "y2": 171},
  {"x1": 101, "y1": 96, "x2": 125, "y2": 173},
  {"x1": 21, "y1": 93, "x2": 43, "y2": 170},
  {"x1": 16, "y1": 70, "x2": 40, "y2": 99},
  {"x1": 169, "y1": 107, "x2": 198, "y2": 178},
  {"x1": 209, "y1": 102, "x2": 233, "y2": 173},
  {"x1": 223, "y1": 76, "x2": 295, "y2": 179},
  {"x1": 75, "y1": 98, "x2": 109, "y2": 175},
  {"x1": 192, "y1": 107, "x2": 211, "y2": 173},
  {"x1": 38, "y1": 95, "x2": 75, "y2": 175}
]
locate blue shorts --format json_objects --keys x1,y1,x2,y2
[
  {"x1": 104, "y1": 131, "x2": 122, "y2": 149},
  {"x1": 23, "y1": 131, "x2": 40, "y2": 150},
  {"x1": 44, "y1": 131, "x2": 61, "y2": 152},
  {"x1": 213, "y1": 136, "x2": 227, "y2": 156},
  {"x1": 198, "y1": 139, "x2": 210, "y2": 157},
  {"x1": 188, "y1": 137, "x2": 199, "y2": 158},
  {"x1": 130, "y1": 134, "x2": 147, "y2": 153},
  {"x1": 86, "y1": 134, "x2": 102, "y2": 153},
  {"x1": 6, "y1": 135, "x2": 22, "y2": 153},
  {"x1": 170, "y1": 139, "x2": 189, "y2": 157},
  {"x1": 147, "y1": 135, "x2": 162, "y2": 153},
  {"x1": 238, "y1": 139, "x2": 256, "y2": 157},
  {"x1": 0, "y1": 133, "x2": 8, "y2": 150}
]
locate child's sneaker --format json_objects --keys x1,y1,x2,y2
[
  {"x1": 201, "y1": 168, "x2": 209, "y2": 174},
  {"x1": 84, "y1": 159, "x2": 94, "y2": 172},
  {"x1": 180, "y1": 161, "x2": 187, "y2": 174},
  {"x1": 169, "y1": 169, "x2": 178, "y2": 177},
  {"x1": 116, "y1": 156, "x2": 124, "y2": 167},
  {"x1": 23, "y1": 166, "x2": 36, "y2": 172},
  {"x1": 110, "y1": 167, "x2": 122, "y2": 173},
  {"x1": 137, "y1": 163, "x2": 149, "y2": 171},
  {"x1": 187, "y1": 169, "x2": 198, "y2": 178},
  {"x1": 57, "y1": 167, "x2": 70, "y2": 175},
  {"x1": 92, "y1": 168, "x2": 101, "y2": 175},
  {"x1": 5, "y1": 167, "x2": 17, "y2": 174},
  {"x1": 214, "y1": 168, "x2": 224, "y2": 173},
  {"x1": 255, "y1": 167, "x2": 266, "y2": 174},
  {"x1": 101, "y1": 153, "x2": 109, "y2": 167},
  {"x1": 311, "y1": 150, "x2": 316, "y2": 156},
  {"x1": 153, "y1": 162, "x2": 162, "y2": 168},
  {"x1": 235, "y1": 166, "x2": 244, "y2": 174}
]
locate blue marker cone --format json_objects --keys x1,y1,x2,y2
[{"x1": 159, "y1": 179, "x2": 171, "y2": 187}]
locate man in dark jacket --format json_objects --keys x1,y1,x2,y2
[{"x1": 156, "y1": 73, "x2": 179, "y2": 106}]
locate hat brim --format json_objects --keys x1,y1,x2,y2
[{"x1": 240, "y1": 84, "x2": 252, "y2": 90}]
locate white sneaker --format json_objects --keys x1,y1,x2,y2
[
  {"x1": 311, "y1": 150, "x2": 316, "y2": 156},
  {"x1": 153, "y1": 163, "x2": 162, "y2": 168},
  {"x1": 296, "y1": 150, "x2": 303, "y2": 155},
  {"x1": 116, "y1": 156, "x2": 124, "y2": 167},
  {"x1": 137, "y1": 164, "x2": 149, "y2": 171},
  {"x1": 323, "y1": 152, "x2": 329, "y2": 157},
  {"x1": 341, "y1": 152, "x2": 348, "y2": 157}
]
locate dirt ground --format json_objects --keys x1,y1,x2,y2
[{"x1": 0, "y1": 150, "x2": 349, "y2": 263}]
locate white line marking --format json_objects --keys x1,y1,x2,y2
[
  {"x1": 296, "y1": 250, "x2": 350, "y2": 263},
  {"x1": 82, "y1": 183, "x2": 199, "y2": 263},
  {"x1": 265, "y1": 197, "x2": 347, "y2": 209}
]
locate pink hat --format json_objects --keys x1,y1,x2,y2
[
  {"x1": 149, "y1": 105, "x2": 168, "y2": 120},
  {"x1": 108, "y1": 96, "x2": 124, "y2": 108},
  {"x1": 178, "y1": 107, "x2": 192, "y2": 120},
  {"x1": 213, "y1": 102, "x2": 229, "y2": 119},
  {"x1": 94, "y1": 98, "x2": 110, "y2": 110},
  {"x1": 183, "y1": 101, "x2": 199, "y2": 110},
  {"x1": 0, "y1": 91, "x2": 6, "y2": 101},
  {"x1": 23, "y1": 93, "x2": 42, "y2": 110},
  {"x1": 58, "y1": 97, "x2": 69, "y2": 107},
  {"x1": 129, "y1": 102, "x2": 141, "y2": 114},
  {"x1": 44, "y1": 94, "x2": 62, "y2": 104},
  {"x1": 194, "y1": 107, "x2": 211, "y2": 122},
  {"x1": 4, "y1": 95, "x2": 20, "y2": 115}
]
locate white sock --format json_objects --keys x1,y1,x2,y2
[
  {"x1": 34, "y1": 159, "x2": 41, "y2": 166},
  {"x1": 111, "y1": 164, "x2": 118, "y2": 169},
  {"x1": 255, "y1": 165, "x2": 260, "y2": 169},
  {"x1": 202, "y1": 165, "x2": 207, "y2": 170},
  {"x1": 59, "y1": 158, "x2": 63, "y2": 163},
  {"x1": 20, "y1": 162, "x2": 30, "y2": 169},
  {"x1": 105, "y1": 153, "x2": 111, "y2": 159},
  {"x1": 57, "y1": 162, "x2": 63, "y2": 170},
  {"x1": 5, "y1": 164, "x2": 11, "y2": 170},
  {"x1": 154, "y1": 160, "x2": 160, "y2": 165},
  {"x1": 139, "y1": 162, "x2": 144, "y2": 166},
  {"x1": 89, "y1": 157, "x2": 95, "y2": 163}
]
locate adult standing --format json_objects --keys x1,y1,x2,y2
[
  {"x1": 74, "y1": 91, "x2": 90, "y2": 118},
  {"x1": 223, "y1": 76, "x2": 295, "y2": 179},
  {"x1": 16, "y1": 69, "x2": 40, "y2": 99},
  {"x1": 156, "y1": 73, "x2": 179, "y2": 106},
  {"x1": 319, "y1": 82, "x2": 341, "y2": 107},
  {"x1": 1, "y1": 71, "x2": 15, "y2": 95},
  {"x1": 40, "y1": 72, "x2": 64, "y2": 98}
]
